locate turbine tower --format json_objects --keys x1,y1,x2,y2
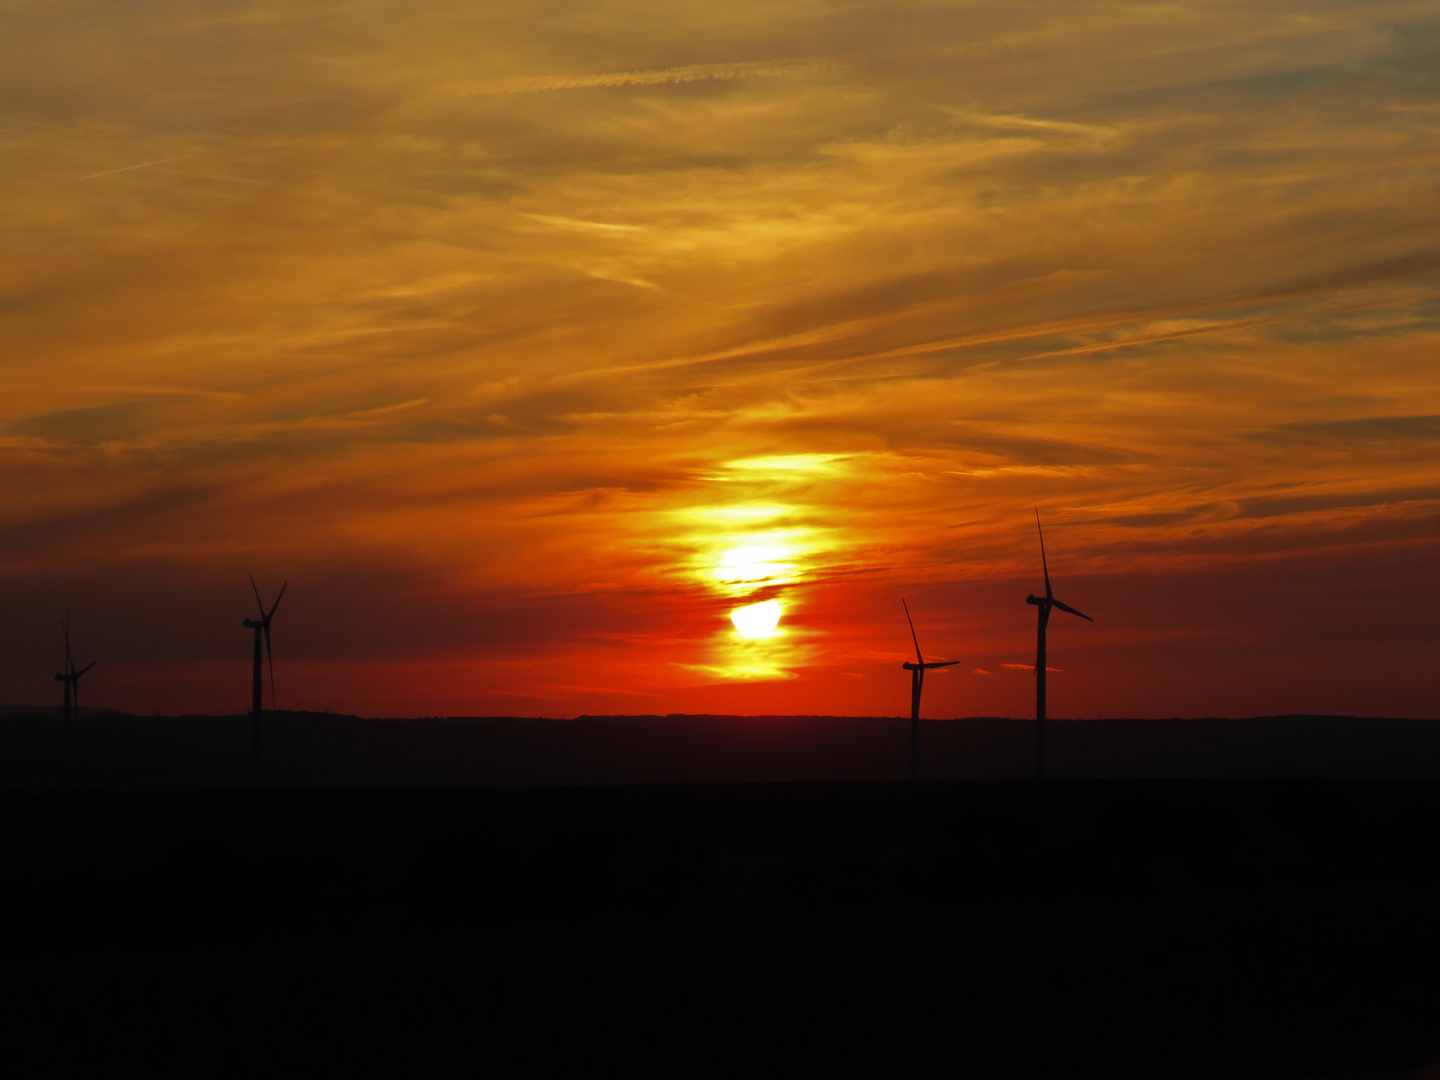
[
  {"x1": 901, "y1": 598, "x2": 959, "y2": 781},
  {"x1": 54, "y1": 612, "x2": 95, "y2": 791},
  {"x1": 1025, "y1": 511, "x2": 1092, "y2": 778},
  {"x1": 242, "y1": 574, "x2": 286, "y2": 787}
]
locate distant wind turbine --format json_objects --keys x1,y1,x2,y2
[
  {"x1": 901, "y1": 598, "x2": 959, "y2": 781},
  {"x1": 243, "y1": 574, "x2": 286, "y2": 787},
  {"x1": 1025, "y1": 511, "x2": 1093, "y2": 778},
  {"x1": 54, "y1": 612, "x2": 95, "y2": 792}
]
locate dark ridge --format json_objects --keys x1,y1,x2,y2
[
  {"x1": 0, "y1": 704, "x2": 129, "y2": 719},
  {"x1": 0, "y1": 711, "x2": 1435, "y2": 790}
]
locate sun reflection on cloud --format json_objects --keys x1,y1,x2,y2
[
  {"x1": 723, "y1": 454, "x2": 850, "y2": 475},
  {"x1": 712, "y1": 544, "x2": 797, "y2": 588},
  {"x1": 687, "y1": 503, "x2": 789, "y2": 523}
]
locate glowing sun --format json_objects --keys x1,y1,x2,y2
[{"x1": 730, "y1": 599, "x2": 782, "y2": 638}]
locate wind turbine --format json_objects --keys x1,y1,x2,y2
[
  {"x1": 54, "y1": 612, "x2": 95, "y2": 791},
  {"x1": 901, "y1": 598, "x2": 959, "y2": 781},
  {"x1": 242, "y1": 574, "x2": 286, "y2": 787},
  {"x1": 1025, "y1": 511, "x2": 1092, "y2": 778}
]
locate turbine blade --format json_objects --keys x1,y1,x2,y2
[
  {"x1": 901, "y1": 597, "x2": 924, "y2": 665},
  {"x1": 266, "y1": 580, "x2": 287, "y2": 621},
  {"x1": 264, "y1": 624, "x2": 277, "y2": 711},
  {"x1": 1035, "y1": 509, "x2": 1052, "y2": 600},
  {"x1": 76, "y1": 661, "x2": 96, "y2": 678},
  {"x1": 924, "y1": 660, "x2": 962, "y2": 669},
  {"x1": 249, "y1": 573, "x2": 266, "y2": 618},
  {"x1": 1052, "y1": 599, "x2": 1094, "y2": 622}
]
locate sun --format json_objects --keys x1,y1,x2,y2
[{"x1": 730, "y1": 599, "x2": 782, "y2": 638}]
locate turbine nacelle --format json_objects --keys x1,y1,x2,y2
[
  {"x1": 56, "y1": 613, "x2": 95, "y2": 742},
  {"x1": 56, "y1": 613, "x2": 96, "y2": 683},
  {"x1": 244, "y1": 574, "x2": 287, "y2": 713},
  {"x1": 900, "y1": 597, "x2": 959, "y2": 782},
  {"x1": 1026, "y1": 510, "x2": 1096, "y2": 777}
]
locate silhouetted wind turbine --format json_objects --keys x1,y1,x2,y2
[
  {"x1": 901, "y1": 598, "x2": 959, "y2": 781},
  {"x1": 1025, "y1": 511, "x2": 1092, "y2": 778},
  {"x1": 242, "y1": 574, "x2": 286, "y2": 787},
  {"x1": 54, "y1": 612, "x2": 95, "y2": 792}
]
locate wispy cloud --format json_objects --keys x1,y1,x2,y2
[{"x1": 943, "y1": 109, "x2": 1116, "y2": 140}]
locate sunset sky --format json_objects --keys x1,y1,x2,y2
[{"x1": 2, "y1": 0, "x2": 1437, "y2": 719}]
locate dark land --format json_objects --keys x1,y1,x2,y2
[
  {"x1": 3, "y1": 713, "x2": 1439, "y2": 1076},
  {"x1": 2, "y1": 710, "x2": 1438, "y2": 788}
]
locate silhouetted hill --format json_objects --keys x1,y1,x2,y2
[
  {"x1": 0, "y1": 711, "x2": 1435, "y2": 789},
  {"x1": 0, "y1": 704, "x2": 129, "y2": 719}
]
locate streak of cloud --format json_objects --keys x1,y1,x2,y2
[
  {"x1": 64, "y1": 155, "x2": 192, "y2": 183},
  {"x1": 435, "y1": 57, "x2": 842, "y2": 98}
]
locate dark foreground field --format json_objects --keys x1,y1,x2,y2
[
  {"x1": 3, "y1": 779, "x2": 1439, "y2": 1077},
  {"x1": 2, "y1": 711, "x2": 1437, "y2": 787}
]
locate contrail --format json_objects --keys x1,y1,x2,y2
[
  {"x1": 65, "y1": 154, "x2": 191, "y2": 183},
  {"x1": 416, "y1": 39, "x2": 1008, "y2": 106},
  {"x1": 435, "y1": 57, "x2": 839, "y2": 98}
]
